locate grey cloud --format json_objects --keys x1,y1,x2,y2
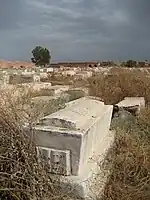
[
  {"x1": 0, "y1": 0, "x2": 150, "y2": 61},
  {"x1": 0, "y1": 0, "x2": 25, "y2": 30}
]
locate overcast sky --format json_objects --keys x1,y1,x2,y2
[{"x1": 0, "y1": 0, "x2": 150, "y2": 62}]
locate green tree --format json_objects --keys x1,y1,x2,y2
[
  {"x1": 31, "y1": 46, "x2": 51, "y2": 67},
  {"x1": 125, "y1": 60, "x2": 137, "y2": 68}
]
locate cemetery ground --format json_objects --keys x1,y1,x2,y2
[{"x1": 0, "y1": 68, "x2": 150, "y2": 200}]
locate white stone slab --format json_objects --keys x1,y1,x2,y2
[
  {"x1": 40, "y1": 97, "x2": 105, "y2": 131},
  {"x1": 116, "y1": 97, "x2": 145, "y2": 108},
  {"x1": 49, "y1": 85, "x2": 70, "y2": 95}
]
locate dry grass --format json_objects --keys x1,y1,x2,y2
[
  {"x1": 0, "y1": 87, "x2": 68, "y2": 126},
  {"x1": 0, "y1": 90, "x2": 83, "y2": 200},
  {"x1": 97, "y1": 109, "x2": 150, "y2": 200},
  {"x1": 29, "y1": 88, "x2": 54, "y2": 97},
  {"x1": 0, "y1": 109, "x2": 54, "y2": 200},
  {"x1": 1, "y1": 68, "x2": 150, "y2": 200},
  {"x1": 88, "y1": 68, "x2": 150, "y2": 199},
  {"x1": 88, "y1": 69, "x2": 150, "y2": 104},
  {"x1": 66, "y1": 90, "x2": 86, "y2": 101},
  {"x1": 47, "y1": 73, "x2": 89, "y2": 87}
]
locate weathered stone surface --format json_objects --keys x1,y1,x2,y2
[
  {"x1": 34, "y1": 125, "x2": 82, "y2": 176},
  {"x1": 40, "y1": 96, "x2": 105, "y2": 130},
  {"x1": 117, "y1": 97, "x2": 145, "y2": 107},
  {"x1": 34, "y1": 96, "x2": 114, "y2": 199},
  {"x1": 49, "y1": 85, "x2": 70, "y2": 95},
  {"x1": 116, "y1": 97, "x2": 145, "y2": 115},
  {"x1": 65, "y1": 96, "x2": 104, "y2": 108},
  {"x1": 37, "y1": 147, "x2": 71, "y2": 175}
]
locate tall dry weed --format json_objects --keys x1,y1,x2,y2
[
  {"x1": 0, "y1": 88, "x2": 83, "y2": 200},
  {"x1": 98, "y1": 109, "x2": 150, "y2": 200},
  {"x1": 88, "y1": 69, "x2": 150, "y2": 104}
]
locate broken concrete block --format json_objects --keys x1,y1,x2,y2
[{"x1": 116, "y1": 97, "x2": 145, "y2": 115}]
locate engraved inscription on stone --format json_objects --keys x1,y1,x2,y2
[
  {"x1": 50, "y1": 149, "x2": 71, "y2": 176},
  {"x1": 37, "y1": 147, "x2": 71, "y2": 176}
]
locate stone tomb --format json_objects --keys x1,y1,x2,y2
[{"x1": 34, "y1": 97, "x2": 114, "y2": 199}]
